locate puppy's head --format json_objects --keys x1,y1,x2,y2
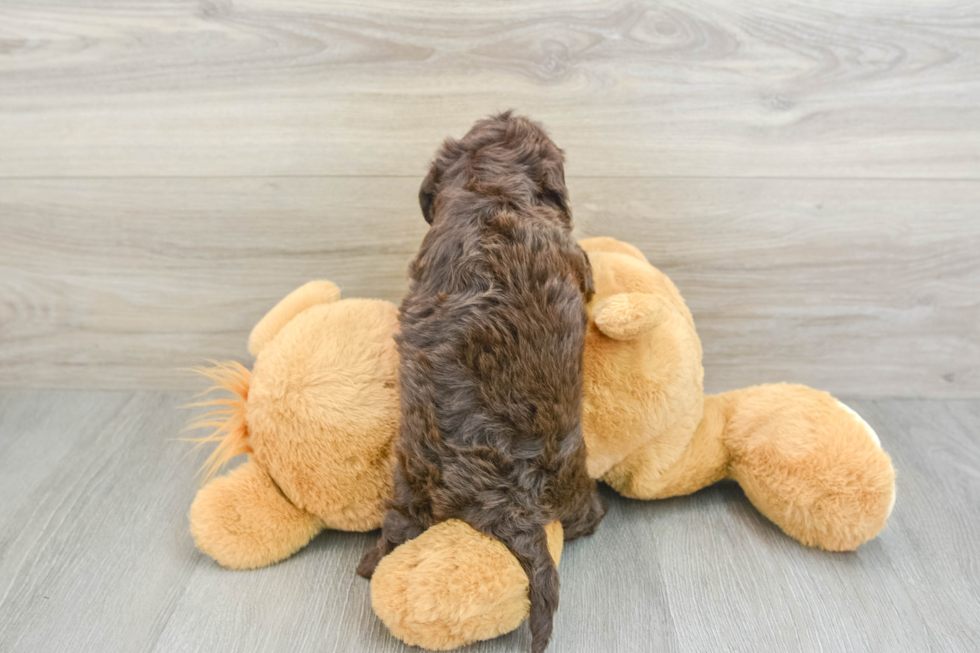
[{"x1": 419, "y1": 111, "x2": 569, "y2": 225}]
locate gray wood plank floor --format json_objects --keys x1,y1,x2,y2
[{"x1": 1, "y1": 390, "x2": 977, "y2": 652}]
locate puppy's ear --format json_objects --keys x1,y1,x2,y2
[
  {"x1": 592, "y1": 293, "x2": 665, "y2": 341},
  {"x1": 419, "y1": 167, "x2": 437, "y2": 225},
  {"x1": 541, "y1": 159, "x2": 570, "y2": 219}
]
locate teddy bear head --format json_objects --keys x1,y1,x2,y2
[{"x1": 579, "y1": 237, "x2": 706, "y2": 480}]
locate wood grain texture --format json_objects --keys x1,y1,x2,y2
[
  {"x1": 1, "y1": 0, "x2": 977, "y2": 394},
  {"x1": 0, "y1": 0, "x2": 978, "y2": 178},
  {"x1": 0, "y1": 391, "x2": 200, "y2": 652},
  {"x1": 2, "y1": 177, "x2": 977, "y2": 396},
  {"x1": 576, "y1": 178, "x2": 980, "y2": 398},
  {"x1": 0, "y1": 391, "x2": 977, "y2": 652}
]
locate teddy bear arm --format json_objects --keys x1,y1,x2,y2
[
  {"x1": 248, "y1": 280, "x2": 341, "y2": 356},
  {"x1": 591, "y1": 292, "x2": 672, "y2": 341},
  {"x1": 189, "y1": 459, "x2": 324, "y2": 569}
]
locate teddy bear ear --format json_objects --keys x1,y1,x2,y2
[
  {"x1": 578, "y1": 237, "x2": 648, "y2": 263},
  {"x1": 592, "y1": 292, "x2": 665, "y2": 341},
  {"x1": 248, "y1": 281, "x2": 341, "y2": 356}
]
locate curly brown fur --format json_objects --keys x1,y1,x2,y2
[{"x1": 358, "y1": 112, "x2": 606, "y2": 653}]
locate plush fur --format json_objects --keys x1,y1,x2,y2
[
  {"x1": 188, "y1": 290, "x2": 401, "y2": 569},
  {"x1": 357, "y1": 113, "x2": 604, "y2": 653},
  {"x1": 248, "y1": 280, "x2": 341, "y2": 357},
  {"x1": 578, "y1": 239, "x2": 707, "y2": 483},
  {"x1": 190, "y1": 460, "x2": 324, "y2": 569},
  {"x1": 601, "y1": 384, "x2": 896, "y2": 550},
  {"x1": 246, "y1": 297, "x2": 400, "y2": 532},
  {"x1": 370, "y1": 520, "x2": 564, "y2": 651},
  {"x1": 184, "y1": 361, "x2": 252, "y2": 481},
  {"x1": 186, "y1": 235, "x2": 896, "y2": 650}
]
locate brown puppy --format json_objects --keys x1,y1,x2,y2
[{"x1": 358, "y1": 112, "x2": 606, "y2": 653}]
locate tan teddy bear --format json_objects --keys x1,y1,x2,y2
[{"x1": 188, "y1": 237, "x2": 895, "y2": 650}]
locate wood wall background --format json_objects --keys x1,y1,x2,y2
[{"x1": 1, "y1": 0, "x2": 978, "y2": 397}]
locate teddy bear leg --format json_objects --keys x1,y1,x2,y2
[
  {"x1": 722, "y1": 384, "x2": 896, "y2": 551},
  {"x1": 190, "y1": 459, "x2": 324, "y2": 569},
  {"x1": 370, "y1": 520, "x2": 564, "y2": 651},
  {"x1": 602, "y1": 398, "x2": 727, "y2": 500}
]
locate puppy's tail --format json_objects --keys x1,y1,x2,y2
[
  {"x1": 499, "y1": 524, "x2": 560, "y2": 653},
  {"x1": 180, "y1": 361, "x2": 252, "y2": 483}
]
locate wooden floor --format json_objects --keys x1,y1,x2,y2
[{"x1": 0, "y1": 390, "x2": 977, "y2": 653}]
